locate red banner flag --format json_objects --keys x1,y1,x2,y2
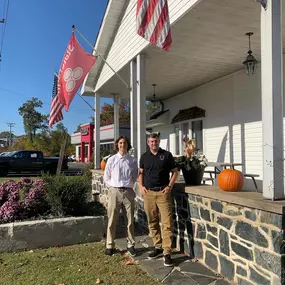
[{"x1": 57, "y1": 32, "x2": 96, "y2": 111}]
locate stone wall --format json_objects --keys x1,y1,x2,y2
[
  {"x1": 0, "y1": 216, "x2": 106, "y2": 252},
  {"x1": 91, "y1": 170, "x2": 285, "y2": 285},
  {"x1": 172, "y1": 190, "x2": 284, "y2": 285}
]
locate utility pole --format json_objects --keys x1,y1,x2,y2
[{"x1": 6, "y1": 123, "x2": 15, "y2": 146}]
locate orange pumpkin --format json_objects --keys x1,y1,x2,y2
[
  {"x1": 100, "y1": 159, "x2": 107, "y2": 170},
  {"x1": 218, "y1": 169, "x2": 244, "y2": 192}
]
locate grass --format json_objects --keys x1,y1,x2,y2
[
  {"x1": 0, "y1": 177, "x2": 39, "y2": 182},
  {"x1": 0, "y1": 242, "x2": 161, "y2": 285}
]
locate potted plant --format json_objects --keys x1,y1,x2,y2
[{"x1": 175, "y1": 152, "x2": 208, "y2": 185}]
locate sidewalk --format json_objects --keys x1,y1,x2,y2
[{"x1": 115, "y1": 235, "x2": 231, "y2": 285}]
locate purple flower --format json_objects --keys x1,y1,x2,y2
[
  {"x1": 0, "y1": 178, "x2": 47, "y2": 223},
  {"x1": 0, "y1": 200, "x2": 20, "y2": 222}
]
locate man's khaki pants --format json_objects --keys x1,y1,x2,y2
[
  {"x1": 106, "y1": 187, "x2": 136, "y2": 249},
  {"x1": 143, "y1": 191, "x2": 173, "y2": 255}
]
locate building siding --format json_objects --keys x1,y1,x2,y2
[
  {"x1": 95, "y1": 0, "x2": 201, "y2": 91},
  {"x1": 152, "y1": 67, "x2": 285, "y2": 191}
]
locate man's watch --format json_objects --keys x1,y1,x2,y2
[{"x1": 167, "y1": 185, "x2": 172, "y2": 189}]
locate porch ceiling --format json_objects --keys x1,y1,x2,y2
[{"x1": 95, "y1": 0, "x2": 285, "y2": 101}]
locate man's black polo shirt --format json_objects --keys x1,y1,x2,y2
[{"x1": 139, "y1": 148, "x2": 176, "y2": 188}]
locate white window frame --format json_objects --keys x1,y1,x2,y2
[{"x1": 173, "y1": 118, "x2": 205, "y2": 155}]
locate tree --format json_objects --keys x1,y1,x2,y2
[
  {"x1": 100, "y1": 99, "x2": 130, "y2": 126},
  {"x1": 146, "y1": 101, "x2": 157, "y2": 117},
  {"x1": 47, "y1": 123, "x2": 71, "y2": 156},
  {"x1": 74, "y1": 124, "x2": 82, "y2": 133},
  {"x1": 10, "y1": 123, "x2": 74, "y2": 157},
  {"x1": 18, "y1": 97, "x2": 48, "y2": 143}
]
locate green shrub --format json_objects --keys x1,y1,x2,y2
[
  {"x1": 42, "y1": 175, "x2": 92, "y2": 217},
  {"x1": 82, "y1": 162, "x2": 94, "y2": 180}
]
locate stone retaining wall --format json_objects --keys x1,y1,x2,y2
[
  {"x1": 172, "y1": 190, "x2": 284, "y2": 285},
  {"x1": 91, "y1": 170, "x2": 285, "y2": 285},
  {"x1": 0, "y1": 216, "x2": 106, "y2": 252}
]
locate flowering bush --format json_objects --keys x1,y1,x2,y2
[
  {"x1": 175, "y1": 152, "x2": 208, "y2": 171},
  {"x1": 0, "y1": 178, "x2": 47, "y2": 223},
  {"x1": 0, "y1": 175, "x2": 105, "y2": 224}
]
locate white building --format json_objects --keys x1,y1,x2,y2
[
  {"x1": 84, "y1": 2, "x2": 285, "y2": 283},
  {"x1": 82, "y1": 0, "x2": 284, "y2": 200}
]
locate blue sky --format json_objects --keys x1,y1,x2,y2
[{"x1": 0, "y1": 0, "x2": 111, "y2": 135}]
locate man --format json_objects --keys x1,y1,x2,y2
[
  {"x1": 104, "y1": 136, "x2": 138, "y2": 257},
  {"x1": 138, "y1": 133, "x2": 178, "y2": 266}
]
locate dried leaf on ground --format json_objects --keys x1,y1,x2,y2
[
  {"x1": 95, "y1": 278, "x2": 102, "y2": 284},
  {"x1": 121, "y1": 259, "x2": 139, "y2": 265}
]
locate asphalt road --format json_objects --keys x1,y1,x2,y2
[{"x1": 6, "y1": 162, "x2": 90, "y2": 177}]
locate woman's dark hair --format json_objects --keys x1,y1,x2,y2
[{"x1": 115, "y1": 136, "x2": 132, "y2": 152}]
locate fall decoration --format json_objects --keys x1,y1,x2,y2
[
  {"x1": 218, "y1": 169, "x2": 244, "y2": 192},
  {"x1": 100, "y1": 154, "x2": 111, "y2": 170},
  {"x1": 100, "y1": 159, "x2": 106, "y2": 170}
]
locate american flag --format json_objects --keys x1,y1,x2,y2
[
  {"x1": 48, "y1": 73, "x2": 63, "y2": 128},
  {"x1": 136, "y1": 0, "x2": 172, "y2": 52}
]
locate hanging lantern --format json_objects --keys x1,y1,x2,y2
[
  {"x1": 243, "y1": 32, "x2": 258, "y2": 76},
  {"x1": 151, "y1": 84, "x2": 159, "y2": 110}
]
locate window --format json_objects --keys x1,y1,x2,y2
[
  {"x1": 30, "y1": 153, "x2": 38, "y2": 159},
  {"x1": 173, "y1": 119, "x2": 203, "y2": 155},
  {"x1": 174, "y1": 125, "x2": 180, "y2": 155},
  {"x1": 192, "y1": 120, "x2": 203, "y2": 152},
  {"x1": 182, "y1": 122, "x2": 189, "y2": 143},
  {"x1": 13, "y1": 152, "x2": 25, "y2": 159}
]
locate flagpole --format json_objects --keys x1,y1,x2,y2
[
  {"x1": 72, "y1": 25, "x2": 131, "y2": 91},
  {"x1": 77, "y1": 92, "x2": 95, "y2": 112}
]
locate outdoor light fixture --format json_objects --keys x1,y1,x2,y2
[
  {"x1": 255, "y1": 0, "x2": 267, "y2": 10},
  {"x1": 243, "y1": 32, "x2": 258, "y2": 76},
  {"x1": 151, "y1": 84, "x2": 159, "y2": 110}
]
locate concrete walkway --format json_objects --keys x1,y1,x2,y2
[{"x1": 115, "y1": 235, "x2": 231, "y2": 285}]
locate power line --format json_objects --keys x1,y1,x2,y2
[
  {"x1": 0, "y1": 87, "x2": 119, "y2": 114},
  {"x1": 0, "y1": 0, "x2": 10, "y2": 73},
  {"x1": 0, "y1": 87, "x2": 94, "y2": 113}
]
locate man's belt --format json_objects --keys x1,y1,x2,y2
[
  {"x1": 113, "y1": 187, "x2": 132, "y2": 190},
  {"x1": 148, "y1": 186, "x2": 167, "y2": 192}
]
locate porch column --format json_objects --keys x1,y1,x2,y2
[
  {"x1": 136, "y1": 54, "x2": 147, "y2": 161},
  {"x1": 94, "y1": 93, "x2": 101, "y2": 169},
  {"x1": 130, "y1": 59, "x2": 137, "y2": 158},
  {"x1": 113, "y1": 94, "x2": 119, "y2": 140},
  {"x1": 261, "y1": 0, "x2": 284, "y2": 199}
]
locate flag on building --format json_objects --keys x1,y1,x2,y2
[
  {"x1": 49, "y1": 73, "x2": 64, "y2": 128},
  {"x1": 57, "y1": 32, "x2": 96, "y2": 111},
  {"x1": 136, "y1": 0, "x2": 172, "y2": 52}
]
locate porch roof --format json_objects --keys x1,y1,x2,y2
[
  {"x1": 83, "y1": 0, "x2": 285, "y2": 101},
  {"x1": 81, "y1": 0, "x2": 129, "y2": 96}
]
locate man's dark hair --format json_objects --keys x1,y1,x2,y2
[
  {"x1": 147, "y1": 132, "x2": 160, "y2": 139},
  {"x1": 115, "y1": 136, "x2": 132, "y2": 152}
]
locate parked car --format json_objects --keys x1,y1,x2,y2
[
  {"x1": 68, "y1": 155, "x2": 76, "y2": 162},
  {"x1": 0, "y1": 152, "x2": 10, "y2": 156},
  {"x1": 0, "y1": 150, "x2": 68, "y2": 177}
]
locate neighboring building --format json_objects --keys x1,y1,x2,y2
[
  {"x1": 71, "y1": 123, "x2": 130, "y2": 162},
  {"x1": 0, "y1": 137, "x2": 18, "y2": 147}
]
